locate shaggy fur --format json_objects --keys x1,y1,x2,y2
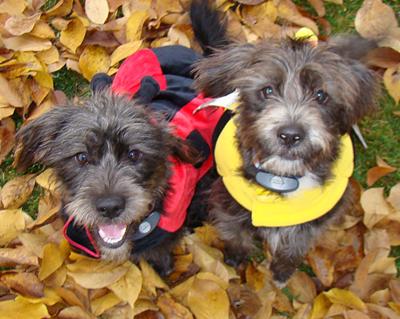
[
  {"x1": 16, "y1": 92, "x2": 197, "y2": 273},
  {"x1": 192, "y1": 3, "x2": 379, "y2": 283}
]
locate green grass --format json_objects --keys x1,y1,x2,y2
[{"x1": 53, "y1": 66, "x2": 90, "y2": 99}]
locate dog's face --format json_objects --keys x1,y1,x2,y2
[
  {"x1": 16, "y1": 92, "x2": 192, "y2": 261},
  {"x1": 195, "y1": 37, "x2": 378, "y2": 180}
]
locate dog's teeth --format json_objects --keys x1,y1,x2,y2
[{"x1": 98, "y1": 224, "x2": 127, "y2": 244}]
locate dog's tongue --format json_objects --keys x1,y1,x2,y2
[{"x1": 98, "y1": 224, "x2": 127, "y2": 243}]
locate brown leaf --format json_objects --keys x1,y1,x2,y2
[
  {"x1": 1, "y1": 174, "x2": 35, "y2": 209},
  {"x1": 3, "y1": 35, "x2": 52, "y2": 51},
  {"x1": 361, "y1": 188, "x2": 393, "y2": 229},
  {"x1": 0, "y1": 74, "x2": 24, "y2": 107},
  {"x1": 308, "y1": 0, "x2": 326, "y2": 17},
  {"x1": 235, "y1": 0, "x2": 265, "y2": 4},
  {"x1": 367, "y1": 157, "x2": 397, "y2": 186},
  {"x1": 0, "y1": 209, "x2": 25, "y2": 245},
  {"x1": 45, "y1": 0, "x2": 73, "y2": 17},
  {"x1": 367, "y1": 303, "x2": 400, "y2": 319},
  {"x1": 5, "y1": 13, "x2": 41, "y2": 36},
  {"x1": 0, "y1": 117, "x2": 15, "y2": 164},
  {"x1": 307, "y1": 246, "x2": 335, "y2": 287},
  {"x1": 388, "y1": 183, "x2": 400, "y2": 210},
  {"x1": 383, "y1": 64, "x2": 400, "y2": 103},
  {"x1": 85, "y1": 0, "x2": 110, "y2": 25},
  {"x1": 227, "y1": 283, "x2": 262, "y2": 318},
  {"x1": 58, "y1": 306, "x2": 96, "y2": 319},
  {"x1": 366, "y1": 47, "x2": 400, "y2": 69},
  {"x1": 287, "y1": 271, "x2": 317, "y2": 303},
  {"x1": 276, "y1": 0, "x2": 319, "y2": 34},
  {"x1": 157, "y1": 293, "x2": 193, "y2": 319},
  {"x1": 1, "y1": 272, "x2": 44, "y2": 298},
  {"x1": 0, "y1": 246, "x2": 39, "y2": 267},
  {"x1": 355, "y1": 0, "x2": 398, "y2": 39}
]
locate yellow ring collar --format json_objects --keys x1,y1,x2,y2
[{"x1": 215, "y1": 118, "x2": 354, "y2": 227}]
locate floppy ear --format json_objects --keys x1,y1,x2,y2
[
  {"x1": 168, "y1": 135, "x2": 202, "y2": 165},
  {"x1": 15, "y1": 107, "x2": 76, "y2": 171},
  {"x1": 193, "y1": 44, "x2": 256, "y2": 97},
  {"x1": 327, "y1": 36, "x2": 380, "y2": 129}
]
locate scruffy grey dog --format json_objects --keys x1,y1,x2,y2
[
  {"x1": 192, "y1": 2, "x2": 379, "y2": 284},
  {"x1": 16, "y1": 92, "x2": 196, "y2": 273}
]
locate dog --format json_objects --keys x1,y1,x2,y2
[
  {"x1": 15, "y1": 41, "x2": 227, "y2": 275},
  {"x1": 191, "y1": 1, "x2": 380, "y2": 284}
]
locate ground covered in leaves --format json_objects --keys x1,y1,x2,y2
[{"x1": 0, "y1": 0, "x2": 399, "y2": 318}]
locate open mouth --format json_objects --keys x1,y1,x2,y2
[{"x1": 96, "y1": 223, "x2": 129, "y2": 248}]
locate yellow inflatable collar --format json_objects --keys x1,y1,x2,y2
[{"x1": 215, "y1": 118, "x2": 354, "y2": 227}]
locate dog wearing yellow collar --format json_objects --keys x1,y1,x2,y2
[{"x1": 192, "y1": 3, "x2": 379, "y2": 284}]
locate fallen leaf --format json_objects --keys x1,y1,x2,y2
[
  {"x1": 0, "y1": 0, "x2": 26, "y2": 15},
  {"x1": 361, "y1": 188, "x2": 393, "y2": 229},
  {"x1": 1, "y1": 174, "x2": 35, "y2": 209},
  {"x1": 306, "y1": 246, "x2": 335, "y2": 287},
  {"x1": 0, "y1": 298, "x2": 49, "y2": 319},
  {"x1": 367, "y1": 158, "x2": 397, "y2": 186},
  {"x1": 287, "y1": 271, "x2": 317, "y2": 303},
  {"x1": 30, "y1": 20, "x2": 56, "y2": 39},
  {"x1": 276, "y1": 0, "x2": 319, "y2": 34},
  {"x1": 39, "y1": 241, "x2": 70, "y2": 280},
  {"x1": 367, "y1": 303, "x2": 400, "y2": 319},
  {"x1": 58, "y1": 306, "x2": 96, "y2": 319},
  {"x1": 0, "y1": 117, "x2": 15, "y2": 164},
  {"x1": 308, "y1": 0, "x2": 326, "y2": 17},
  {"x1": 85, "y1": 0, "x2": 110, "y2": 25},
  {"x1": 45, "y1": 0, "x2": 73, "y2": 17},
  {"x1": 355, "y1": 0, "x2": 398, "y2": 39},
  {"x1": 0, "y1": 246, "x2": 39, "y2": 267},
  {"x1": 1, "y1": 272, "x2": 44, "y2": 298},
  {"x1": 187, "y1": 277, "x2": 230, "y2": 319},
  {"x1": 79, "y1": 45, "x2": 110, "y2": 80},
  {"x1": 3, "y1": 35, "x2": 52, "y2": 51},
  {"x1": 16, "y1": 287, "x2": 61, "y2": 306},
  {"x1": 383, "y1": 65, "x2": 400, "y2": 103},
  {"x1": 157, "y1": 293, "x2": 194, "y2": 319},
  {"x1": 0, "y1": 74, "x2": 24, "y2": 107},
  {"x1": 108, "y1": 262, "x2": 142, "y2": 308},
  {"x1": 324, "y1": 288, "x2": 367, "y2": 311},
  {"x1": 126, "y1": 10, "x2": 149, "y2": 42},
  {"x1": 60, "y1": 18, "x2": 87, "y2": 53},
  {"x1": 0, "y1": 107, "x2": 15, "y2": 120},
  {"x1": 235, "y1": 0, "x2": 265, "y2": 4},
  {"x1": 310, "y1": 293, "x2": 331, "y2": 319},
  {"x1": 35, "y1": 168, "x2": 59, "y2": 193},
  {"x1": 388, "y1": 183, "x2": 400, "y2": 210},
  {"x1": 91, "y1": 292, "x2": 121, "y2": 316},
  {"x1": 139, "y1": 259, "x2": 168, "y2": 296},
  {"x1": 5, "y1": 13, "x2": 42, "y2": 36},
  {"x1": 110, "y1": 40, "x2": 142, "y2": 66},
  {"x1": 366, "y1": 47, "x2": 400, "y2": 69},
  {"x1": 0, "y1": 209, "x2": 25, "y2": 245}
]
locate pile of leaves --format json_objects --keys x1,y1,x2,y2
[{"x1": 0, "y1": 0, "x2": 399, "y2": 318}]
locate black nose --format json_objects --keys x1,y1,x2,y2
[
  {"x1": 96, "y1": 195, "x2": 125, "y2": 218},
  {"x1": 277, "y1": 125, "x2": 305, "y2": 147}
]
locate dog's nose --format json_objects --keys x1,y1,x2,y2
[
  {"x1": 277, "y1": 126, "x2": 305, "y2": 147},
  {"x1": 96, "y1": 195, "x2": 125, "y2": 218}
]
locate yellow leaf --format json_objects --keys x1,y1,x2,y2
[
  {"x1": 30, "y1": 20, "x2": 56, "y2": 39},
  {"x1": 79, "y1": 45, "x2": 110, "y2": 80},
  {"x1": 28, "y1": 192, "x2": 61, "y2": 230},
  {"x1": 0, "y1": 299, "x2": 49, "y2": 319},
  {"x1": 310, "y1": 293, "x2": 331, "y2": 319},
  {"x1": 5, "y1": 13, "x2": 41, "y2": 36},
  {"x1": 1, "y1": 174, "x2": 36, "y2": 209},
  {"x1": 0, "y1": 209, "x2": 25, "y2": 245},
  {"x1": 0, "y1": 0, "x2": 25, "y2": 15},
  {"x1": 110, "y1": 41, "x2": 142, "y2": 66},
  {"x1": 126, "y1": 10, "x2": 149, "y2": 42},
  {"x1": 35, "y1": 168, "x2": 59, "y2": 192},
  {"x1": 85, "y1": 0, "x2": 109, "y2": 24},
  {"x1": 0, "y1": 107, "x2": 14, "y2": 120},
  {"x1": 108, "y1": 262, "x2": 142, "y2": 308},
  {"x1": 355, "y1": 0, "x2": 398, "y2": 39},
  {"x1": 139, "y1": 259, "x2": 168, "y2": 296},
  {"x1": 187, "y1": 277, "x2": 230, "y2": 319},
  {"x1": 91, "y1": 292, "x2": 121, "y2": 316},
  {"x1": 39, "y1": 241, "x2": 70, "y2": 280},
  {"x1": 323, "y1": 288, "x2": 366, "y2": 311},
  {"x1": 157, "y1": 293, "x2": 193, "y2": 319},
  {"x1": 45, "y1": 265, "x2": 67, "y2": 288},
  {"x1": 45, "y1": 0, "x2": 73, "y2": 17},
  {"x1": 60, "y1": 18, "x2": 86, "y2": 53},
  {"x1": 67, "y1": 260, "x2": 130, "y2": 289},
  {"x1": 383, "y1": 65, "x2": 400, "y2": 103},
  {"x1": 0, "y1": 74, "x2": 23, "y2": 107},
  {"x1": 3, "y1": 35, "x2": 52, "y2": 52},
  {"x1": 34, "y1": 71, "x2": 54, "y2": 89},
  {"x1": 361, "y1": 188, "x2": 393, "y2": 229}
]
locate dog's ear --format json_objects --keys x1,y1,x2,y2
[
  {"x1": 15, "y1": 107, "x2": 76, "y2": 171},
  {"x1": 193, "y1": 44, "x2": 256, "y2": 97},
  {"x1": 168, "y1": 135, "x2": 202, "y2": 165},
  {"x1": 327, "y1": 36, "x2": 380, "y2": 130}
]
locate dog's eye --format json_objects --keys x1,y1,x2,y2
[
  {"x1": 76, "y1": 152, "x2": 89, "y2": 165},
  {"x1": 315, "y1": 89, "x2": 328, "y2": 104},
  {"x1": 128, "y1": 149, "x2": 142, "y2": 163},
  {"x1": 261, "y1": 86, "x2": 274, "y2": 99}
]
